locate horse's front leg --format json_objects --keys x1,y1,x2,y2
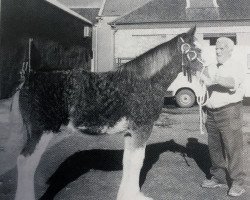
[
  {"x1": 15, "y1": 131, "x2": 54, "y2": 200},
  {"x1": 117, "y1": 124, "x2": 153, "y2": 200}
]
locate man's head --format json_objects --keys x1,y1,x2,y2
[{"x1": 216, "y1": 37, "x2": 234, "y2": 64}]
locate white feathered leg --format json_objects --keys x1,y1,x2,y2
[
  {"x1": 15, "y1": 132, "x2": 53, "y2": 200},
  {"x1": 117, "y1": 132, "x2": 153, "y2": 200}
]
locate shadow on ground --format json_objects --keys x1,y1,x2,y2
[
  {"x1": 37, "y1": 138, "x2": 211, "y2": 200},
  {"x1": 163, "y1": 97, "x2": 177, "y2": 108}
]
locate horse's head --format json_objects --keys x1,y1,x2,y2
[{"x1": 177, "y1": 27, "x2": 204, "y2": 82}]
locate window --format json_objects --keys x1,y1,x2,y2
[
  {"x1": 132, "y1": 34, "x2": 166, "y2": 38},
  {"x1": 203, "y1": 33, "x2": 237, "y2": 45}
]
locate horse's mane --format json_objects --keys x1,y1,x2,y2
[{"x1": 116, "y1": 34, "x2": 183, "y2": 79}]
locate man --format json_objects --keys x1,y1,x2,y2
[{"x1": 199, "y1": 37, "x2": 246, "y2": 197}]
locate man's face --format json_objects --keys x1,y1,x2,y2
[{"x1": 216, "y1": 42, "x2": 232, "y2": 64}]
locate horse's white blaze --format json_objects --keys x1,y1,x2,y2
[
  {"x1": 15, "y1": 132, "x2": 53, "y2": 200},
  {"x1": 117, "y1": 137, "x2": 150, "y2": 200},
  {"x1": 102, "y1": 117, "x2": 129, "y2": 134}
]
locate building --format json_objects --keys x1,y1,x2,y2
[
  {"x1": 0, "y1": 0, "x2": 93, "y2": 99},
  {"x1": 99, "y1": 0, "x2": 250, "y2": 70},
  {"x1": 70, "y1": 7, "x2": 100, "y2": 72},
  {"x1": 58, "y1": 0, "x2": 101, "y2": 72},
  {"x1": 95, "y1": 0, "x2": 152, "y2": 71},
  {"x1": 58, "y1": 0, "x2": 153, "y2": 72}
]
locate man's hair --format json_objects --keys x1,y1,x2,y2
[{"x1": 216, "y1": 37, "x2": 235, "y2": 50}]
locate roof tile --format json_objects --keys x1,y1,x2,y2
[
  {"x1": 112, "y1": 0, "x2": 250, "y2": 24},
  {"x1": 72, "y1": 8, "x2": 100, "y2": 23},
  {"x1": 101, "y1": 0, "x2": 152, "y2": 16}
]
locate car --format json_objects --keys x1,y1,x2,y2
[
  {"x1": 166, "y1": 45, "x2": 250, "y2": 108},
  {"x1": 165, "y1": 72, "x2": 203, "y2": 108}
]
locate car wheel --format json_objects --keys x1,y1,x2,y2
[{"x1": 175, "y1": 89, "x2": 195, "y2": 108}]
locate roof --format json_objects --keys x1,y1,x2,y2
[
  {"x1": 2, "y1": 0, "x2": 92, "y2": 42},
  {"x1": 100, "y1": 0, "x2": 152, "y2": 16},
  {"x1": 111, "y1": 0, "x2": 250, "y2": 25},
  {"x1": 187, "y1": 0, "x2": 217, "y2": 8},
  {"x1": 57, "y1": 0, "x2": 102, "y2": 8},
  {"x1": 72, "y1": 8, "x2": 100, "y2": 23},
  {"x1": 46, "y1": 0, "x2": 92, "y2": 25}
]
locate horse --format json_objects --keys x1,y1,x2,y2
[{"x1": 13, "y1": 27, "x2": 203, "y2": 200}]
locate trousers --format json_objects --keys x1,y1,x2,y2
[{"x1": 205, "y1": 102, "x2": 245, "y2": 186}]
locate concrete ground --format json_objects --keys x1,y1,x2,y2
[{"x1": 0, "y1": 98, "x2": 250, "y2": 200}]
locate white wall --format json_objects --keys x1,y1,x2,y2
[
  {"x1": 114, "y1": 26, "x2": 250, "y2": 65},
  {"x1": 112, "y1": 25, "x2": 250, "y2": 97},
  {"x1": 115, "y1": 28, "x2": 187, "y2": 59},
  {"x1": 95, "y1": 16, "x2": 117, "y2": 72},
  {"x1": 94, "y1": 23, "x2": 250, "y2": 71}
]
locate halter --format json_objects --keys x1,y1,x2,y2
[
  {"x1": 180, "y1": 37, "x2": 200, "y2": 82},
  {"x1": 180, "y1": 37, "x2": 208, "y2": 134}
]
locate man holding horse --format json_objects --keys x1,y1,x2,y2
[{"x1": 199, "y1": 37, "x2": 246, "y2": 197}]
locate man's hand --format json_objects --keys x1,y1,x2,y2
[{"x1": 197, "y1": 72, "x2": 214, "y2": 87}]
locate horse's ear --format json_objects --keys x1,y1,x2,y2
[
  {"x1": 187, "y1": 26, "x2": 197, "y2": 37},
  {"x1": 184, "y1": 26, "x2": 197, "y2": 43},
  {"x1": 177, "y1": 26, "x2": 197, "y2": 51}
]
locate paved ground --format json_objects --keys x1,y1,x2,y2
[{"x1": 0, "y1": 98, "x2": 250, "y2": 200}]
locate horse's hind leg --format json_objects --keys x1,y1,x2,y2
[
  {"x1": 117, "y1": 124, "x2": 153, "y2": 200},
  {"x1": 15, "y1": 131, "x2": 54, "y2": 200}
]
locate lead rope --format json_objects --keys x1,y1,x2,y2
[
  {"x1": 180, "y1": 38, "x2": 208, "y2": 135},
  {"x1": 196, "y1": 64, "x2": 209, "y2": 134}
]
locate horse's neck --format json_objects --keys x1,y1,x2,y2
[
  {"x1": 120, "y1": 41, "x2": 182, "y2": 83},
  {"x1": 120, "y1": 45, "x2": 165, "y2": 78},
  {"x1": 150, "y1": 47, "x2": 182, "y2": 88}
]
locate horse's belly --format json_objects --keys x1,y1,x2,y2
[
  {"x1": 100, "y1": 117, "x2": 129, "y2": 134},
  {"x1": 67, "y1": 117, "x2": 129, "y2": 135}
]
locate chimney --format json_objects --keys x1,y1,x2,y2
[
  {"x1": 186, "y1": 0, "x2": 219, "y2": 8},
  {"x1": 185, "y1": 0, "x2": 220, "y2": 20}
]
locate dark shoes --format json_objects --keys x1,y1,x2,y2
[
  {"x1": 228, "y1": 184, "x2": 245, "y2": 197},
  {"x1": 201, "y1": 177, "x2": 228, "y2": 188}
]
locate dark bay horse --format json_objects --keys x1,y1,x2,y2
[{"x1": 13, "y1": 27, "x2": 203, "y2": 200}]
